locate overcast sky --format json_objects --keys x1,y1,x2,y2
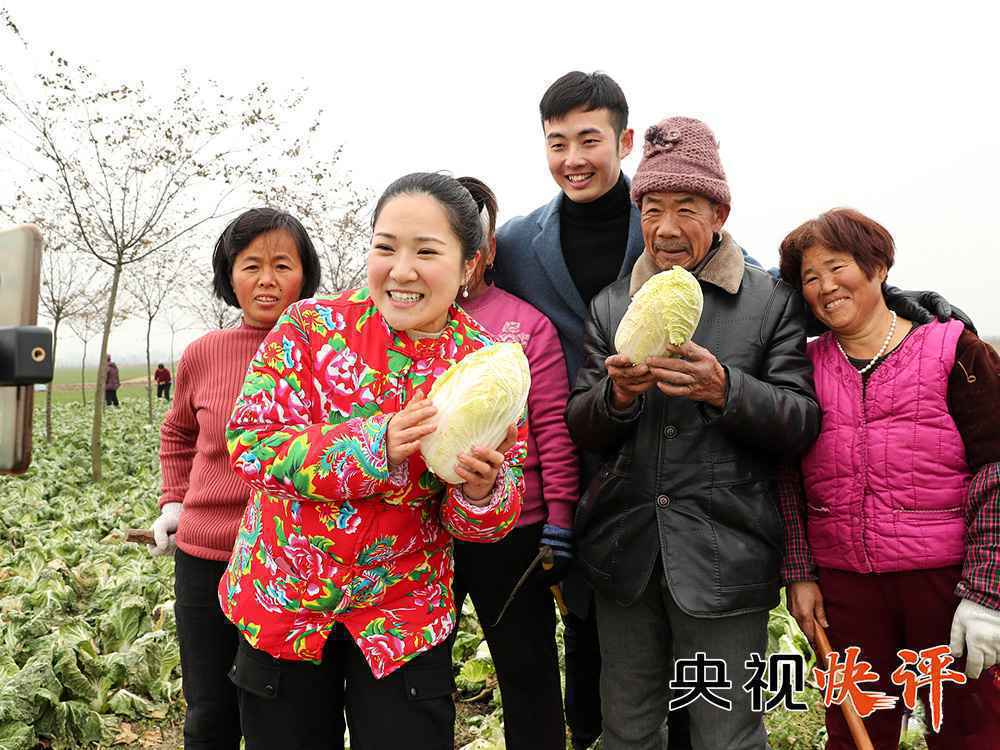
[{"x1": 3, "y1": 0, "x2": 998, "y2": 365}]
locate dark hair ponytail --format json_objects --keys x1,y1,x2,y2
[{"x1": 455, "y1": 176, "x2": 497, "y2": 241}]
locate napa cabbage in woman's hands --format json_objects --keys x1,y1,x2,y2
[{"x1": 420, "y1": 343, "x2": 530, "y2": 485}]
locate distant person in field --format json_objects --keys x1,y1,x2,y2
[
  {"x1": 104, "y1": 355, "x2": 120, "y2": 407},
  {"x1": 154, "y1": 363, "x2": 172, "y2": 401},
  {"x1": 778, "y1": 208, "x2": 1000, "y2": 750},
  {"x1": 148, "y1": 208, "x2": 322, "y2": 750}
]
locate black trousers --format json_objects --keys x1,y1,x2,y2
[
  {"x1": 157, "y1": 382, "x2": 171, "y2": 400},
  {"x1": 231, "y1": 628, "x2": 451, "y2": 750},
  {"x1": 452, "y1": 522, "x2": 565, "y2": 749},
  {"x1": 104, "y1": 389, "x2": 119, "y2": 406},
  {"x1": 562, "y1": 602, "x2": 604, "y2": 749},
  {"x1": 173, "y1": 549, "x2": 242, "y2": 750}
]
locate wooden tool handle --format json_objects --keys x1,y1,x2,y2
[
  {"x1": 124, "y1": 528, "x2": 155, "y2": 545},
  {"x1": 540, "y1": 547, "x2": 569, "y2": 616},
  {"x1": 813, "y1": 619, "x2": 875, "y2": 750},
  {"x1": 549, "y1": 583, "x2": 568, "y2": 616}
]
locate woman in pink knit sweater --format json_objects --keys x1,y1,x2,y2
[
  {"x1": 452, "y1": 176, "x2": 581, "y2": 749},
  {"x1": 148, "y1": 208, "x2": 322, "y2": 750}
]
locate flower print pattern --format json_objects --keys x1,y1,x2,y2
[
  {"x1": 410, "y1": 582, "x2": 448, "y2": 613},
  {"x1": 356, "y1": 535, "x2": 399, "y2": 566},
  {"x1": 314, "y1": 340, "x2": 379, "y2": 420},
  {"x1": 219, "y1": 291, "x2": 526, "y2": 678},
  {"x1": 317, "y1": 499, "x2": 362, "y2": 535},
  {"x1": 300, "y1": 304, "x2": 345, "y2": 336},
  {"x1": 284, "y1": 533, "x2": 332, "y2": 582},
  {"x1": 366, "y1": 631, "x2": 406, "y2": 663}
]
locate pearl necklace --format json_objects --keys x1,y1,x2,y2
[{"x1": 836, "y1": 310, "x2": 897, "y2": 376}]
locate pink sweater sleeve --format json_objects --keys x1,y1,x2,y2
[
  {"x1": 159, "y1": 347, "x2": 199, "y2": 508},
  {"x1": 524, "y1": 313, "x2": 580, "y2": 529}
]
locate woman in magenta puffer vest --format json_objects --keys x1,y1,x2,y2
[{"x1": 777, "y1": 208, "x2": 1000, "y2": 750}]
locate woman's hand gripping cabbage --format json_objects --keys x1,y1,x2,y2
[
  {"x1": 389, "y1": 343, "x2": 530, "y2": 505},
  {"x1": 424, "y1": 344, "x2": 530, "y2": 499},
  {"x1": 386, "y1": 390, "x2": 438, "y2": 468},
  {"x1": 453, "y1": 422, "x2": 518, "y2": 502},
  {"x1": 387, "y1": 391, "x2": 517, "y2": 506}
]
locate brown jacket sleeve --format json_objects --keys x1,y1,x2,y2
[{"x1": 948, "y1": 332, "x2": 1000, "y2": 472}]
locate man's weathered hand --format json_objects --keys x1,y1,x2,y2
[
  {"x1": 647, "y1": 340, "x2": 727, "y2": 408},
  {"x1": 787, "y1": 581, "x2": 829, "y2": 646},
  {"x1": 605, "y1": 353, "x2": 657, "y2": 410}
]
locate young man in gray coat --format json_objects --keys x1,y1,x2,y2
[
  {"x1": 493, "y1": 71, "x2": 639, "y2": 750},
  {"x1": 496, "y1": 71, "x2": 771, "y2": 748},
  {"x1": 494, "y1": 71, "x2": 700, "y2": 750}
]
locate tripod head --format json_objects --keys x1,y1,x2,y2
[{"x1": 0, "y1": 225, "x2": 54, "y2": 474}]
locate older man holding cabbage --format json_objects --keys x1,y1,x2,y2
[{"x1": 565, "y1": 117, "x2": 821, "y2": 750}]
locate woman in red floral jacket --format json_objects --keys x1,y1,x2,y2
[{"x1": 220, "y1": 173, "x2": 526, "y2": 749}]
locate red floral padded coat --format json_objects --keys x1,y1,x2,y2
[{"x1": 219, "y1": 288, "x2": 526, "y2": 678}]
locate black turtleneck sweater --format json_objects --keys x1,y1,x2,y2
[{"x1": 560, "y1": 173, "x2": 631, "y2": 306}]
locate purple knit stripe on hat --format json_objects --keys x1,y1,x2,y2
[{"x1": 630, "y1": 116, "x2": 731, "y2": 208}]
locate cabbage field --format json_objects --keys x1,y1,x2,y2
[
  {"x1": 0, "y1": 401, "x2": 178, "y2": 750},
  {"x1": 0, "y1": 398, "x2": 923, "y2": 749}
]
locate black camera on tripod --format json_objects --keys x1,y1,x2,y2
[{"x1": 1, "y1": 225, "x2": 54, "y2": 474}]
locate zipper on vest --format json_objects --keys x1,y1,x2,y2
[
  {"x1": 858, "y1": 372, "x2": 873, "y2": 572},
  {"x1": 896, "y1": 506, "x2": 963, "y2": 514},
  {"x1": 957, "y1": 360, "x2": 977, "y2": 384}
]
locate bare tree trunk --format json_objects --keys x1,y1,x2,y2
[
  {"x1": 91, "y1": 262, "x2": 123, "y2": 481},
  {"x1": 145, "y1": 316, "x2": 153, "y2": 425},
  {"x1": 80, "y1": 341, "x2": 88, "y2": 405},
  {"x1": 46, "y1": 316, "x2": 60, "y2": 442}
]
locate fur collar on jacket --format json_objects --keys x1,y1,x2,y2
[{"x1": 628, "y1": 231, "x2": 745, "y2": 298}]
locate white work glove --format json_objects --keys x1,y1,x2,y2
[
  {"x1": 149, "y1": 502, "x2": 182, "y2": 557},
  {"x1": 949, "y1": 598, "x2": 1000, "y2": 678}
]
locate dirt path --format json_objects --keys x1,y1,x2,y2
[
  {"x1": 131, "y1": 700, "x2": 492, "y2": 749},
  {"x1": 112, "y1": 719, "x2": 182, "y2": 749}
]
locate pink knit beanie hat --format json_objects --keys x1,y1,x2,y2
[{"x1": 630, "y1": 116, "x2": 730, "y2": 208}]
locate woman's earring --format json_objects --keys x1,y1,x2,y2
[{"x1": 462, "y1": 285, "x2": 469, "y2": 299}]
